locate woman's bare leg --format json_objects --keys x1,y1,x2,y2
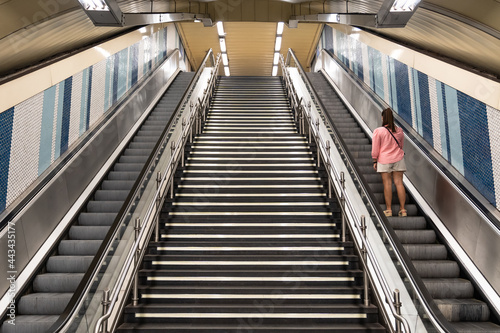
[
  {"x1": 392, "y1": 171, "x2": 406, "y2": 211},
  {"x1": 381, "y1": 172, "x2": 393, "y2": 212}
]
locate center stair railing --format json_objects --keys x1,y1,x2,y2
[
  {"x1": 281, "y1": 49, "x2": 416, "y2": 333},
  {"x1": 53, "y1": 49, "x2": 221, "y2": 333}
]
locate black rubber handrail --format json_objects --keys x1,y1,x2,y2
[
  {"x1": 287, "y1": 48, "x2": 457, "y2": 333},
  {"x1": 47, "y1": 49, "x2": 214, "y2": 333}
]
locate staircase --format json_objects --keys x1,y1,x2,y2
[
  {"x1": 117, "y1": 76, "x2": 386, "y2": 332},
  {"x1": 0, "y1": 72, "x2": 194, "y2": 333},
  {"x1": 307, "y1": 72, "x2": 500, "y2": 332}
]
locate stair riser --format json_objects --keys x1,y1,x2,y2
[{"x1": 123, "y1": 316, "x2": 379, "y2": 326}]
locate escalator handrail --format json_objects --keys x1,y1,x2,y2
[
  {"x1": 90, "y1": 50, "x2": 220, "y2": 333},
  {"x1": 300, "y1": 47, "x2": 456, "y2": 332},
  {"x1": 281, "y1": 49, "x2": 412, "y2": 333},
  {"x1": 48, "y1": 49, "x2": 215, "y2": 333}
]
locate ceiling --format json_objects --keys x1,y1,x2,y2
[
  {"x1": 1, "y1": 0, "x2": 500, "y2": 81},
  {"x1": 177, "y1": 21, "x2": 322, "y2": 76}
]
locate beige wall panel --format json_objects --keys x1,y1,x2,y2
[
  {"x1": 375, "y1": 8, "x2": 500, "y2": 79},
  {"x1": 177, "y1": 22, "x2": 220, "y2": 70},
  {"x1": 241, "y1": 0, "x2": 256, "y2": 21},
  {"x1": 0, "y1": 9, "x2": 125, "y2": 79},
  {"x1": 425, "y1": 0, "x2": 500, "y2": 32},
  {"x1": 280, "y1": 4, "x2": 292, "y2": 22},
  {"x1": 211, "y1": 1, "x2": 229, "y2": 22},
  {"x1": 255, "y1": 0, "x2": 270, "y2": 22},
  {"x1": 225, "y1": 22, "x2": 276, "y2": 76},
  {"x1": 281, "y1": 23, "x2": 322, "y2": 71},
  {"x1": 226, "y1": 0, "x2": 243, "y2": 21},
  {"x1": 0, "y1": 0, "x2": 79, "y2": 39},
  {"x1": 268, "y1": 2, "x2": 283, "y2": 22}
]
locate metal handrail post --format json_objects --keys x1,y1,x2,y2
[
  {"x1": 155, "y1": 172, "x2": 161, "y2": 242},
  {"x1": 340, "y1": 172, "x2": 346, "y2": 243},
  {"x1": 301, "y1": 106, "x2": 306, "y2": 136},
  {"x1": 100, "y1": 289, "x2": 110, "y2": 333},
  {"x1": 307, "y1": 102, "x2": 312, "y2": 144},
  {"x1": 181, "y1": 118, "x2": 186, "y2": 167},
  {"x1": 361, "y1": 215, "x2": 369, "y2": 307},
  {"x1": 394, "y1": 289, "x2": 403, "y2": 333},
  {"x1": 198, "y1": 97, "x2": 203, "y2": 134},
  {"x1": 326, "y1": 140, "x2": 332, "y2": 199},
  {"x1": 132, "y1": 218, "x2": 141, "y2": 306},
  {"x1": 189, "y1": 102, "x2": 194, "y2": 143},
  {"x1": 170, "y1": 141, "x2": 176, "y2": 199},
  {"x1": 315, "y1": 119, "x2": 320, "y2": 168}
]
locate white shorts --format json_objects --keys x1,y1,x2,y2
[{"x1": 377, "y1": 157, "x2": 407, "y2": 173}]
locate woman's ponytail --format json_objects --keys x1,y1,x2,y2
[{"x1": 382, "y1": 107, "x2": 396, "y2": 132}]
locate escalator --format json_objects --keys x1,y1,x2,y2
[
  {"x1": 306, "y1": 71, "x2": 500, "y2": 332},
  {"x1": 116, "y1": 76, "x2": 386, "y2": 332},
  {"x1": 0, "y1": 71, "x2": 194, "y2": 333}
]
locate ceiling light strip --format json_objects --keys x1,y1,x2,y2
[
  {"x1": 217, "y1": 21, "x2": 230, "y2": 76},
  {"x1": 272, "y1": 22, "x2": 284, "y2": 76}
]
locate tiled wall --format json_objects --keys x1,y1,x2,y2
[
  {"x1": 317, "y1": 25, "x2": 499, "y2": 208},
  {"x1": 0, "y1": 24, "x2": 188, "y2": 213}
]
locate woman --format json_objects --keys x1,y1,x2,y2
[{"x1": 371, "y1": 107, "x2": 407, "y2": 217}]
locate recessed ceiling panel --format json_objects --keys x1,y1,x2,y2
[
  {"x1": 372, "y1": 7, "x2": 500, "y2": 79},
  {"x1": 1, "y1": 0, "x2": 500, "y2": 80},
  {"x1": 281, "y1": 23, "x2": 322, "y2": 71},
  {"x1": 224, "y1": 22, "x2": 276, "y2": 76},
  {"x1": 177, "y1": 22, "x2": 221, "y2": 70}
]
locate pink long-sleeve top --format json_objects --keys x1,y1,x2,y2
[{"x1": 371, "y1": 126, "x2": 404, "y2": 164}]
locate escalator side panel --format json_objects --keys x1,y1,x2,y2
[
  {"x1": 314, "y1": 62, "x2": 500, "y2": 306},
  {"x1": 307, "y1": 71, "x2": 500, "y2": 331},
  {"x1": 0, "y1": 72, "x2": 194, "y2": 333},
  {"x1": 0, "y1": 64, "x2": 182, "y2": 298}
]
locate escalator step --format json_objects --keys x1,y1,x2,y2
[
  {"x1": 33, "y1": 273, "x2": 84, "y2": 293},
  {"x1": 435, "y1": 299, "x2": 490, "y2": 322},
  {"x1": 46, "y1": 255, "x2": 93, "y2": 273},
  {"x1": 68, "y1": 224, "x2": 110, "y2": 240},
  {"x1": 18, "y1": 293, "x2": 73, "y2": 315}
]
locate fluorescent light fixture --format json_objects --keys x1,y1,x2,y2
[
  {"x1": 390, "y1": 0, "x2": 421, "y2": 12},
  {"x1": 224, "y1": 66, "x2": 230, "y2": 76},
  {"x1": 276, "y1": 22, "x2": 284, "y2": 35},
  {"x1": 272, "y1": 65, "x2": 278, "y2": 76},
  {"x1": 273, "y1": 52, "x2": 280, "y2": 65},
  {"x1": 78, "y1": 0, "x2": 109, "y2": 11},
  {"x1": 217, "y1": 21, "x2": 225, "y2": 36},
  {"x1": 274, "y1": 36, "x2": 282, "y2": 52},
  {"x1": 219, "y1": 38, "x2": 227, "y2": 52},
  {"x1": 222, "y1": 53, "x2": 229, "y2": 66}
]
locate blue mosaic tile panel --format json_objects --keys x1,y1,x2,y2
[{"x1": 0, "y1": 108, "x2": 14, "y2": 211}]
